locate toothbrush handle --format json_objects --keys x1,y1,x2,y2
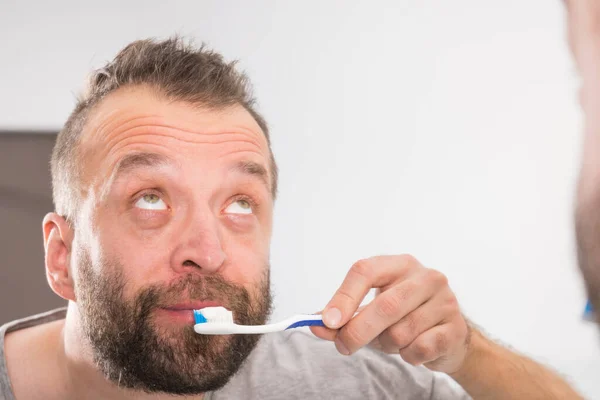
[
  {"x1": 284, "y1": 311, "x2": 364, "y2": 330},
  {"x1": 194, "y1": 313, "x2": 360, "y2": 335},
  {"x1": 284, "y1": 314, "x2": 324, "y2": 330},
  {"x1": 194, "y1": 315, "x2": 324, "y2": 334}
]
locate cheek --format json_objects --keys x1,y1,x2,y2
[
  {"x1": 96, "y1": 227, "x2": 171, "y2": 294},
  {"x1": 221, "y1": 235, "x2": 269, "y2": 286}
]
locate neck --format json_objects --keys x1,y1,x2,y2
[{"x1": 60, "y1": 302, "x2": 205, "y2": 400}]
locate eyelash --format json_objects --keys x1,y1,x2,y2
[
  {"x1": 227, "y1": 194, "x2": 259, "y2": 212},
  {"x1": 132, "y1": 189, "x2": 167, "y2": 207},
  {"x1": 131, "y1": 190, "x2": 259, "y2": 212}
]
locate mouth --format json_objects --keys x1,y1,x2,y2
[{"x1": 156, "y1": 301, "x2": 225, "y2": 325}]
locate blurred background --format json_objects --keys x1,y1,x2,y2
[{"x1": 1, "y1": 0, "x2": 596, "y2": 397}]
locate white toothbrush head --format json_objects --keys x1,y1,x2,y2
[{"x1": 193, "y1": 306, "x2": 234, "y2": 325}]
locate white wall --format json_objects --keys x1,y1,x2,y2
[{"x1": 3, "y1": 0, "x2": 598, "y2": 397}]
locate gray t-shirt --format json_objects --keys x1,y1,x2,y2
[{"x1": 0, "y1": 309, "x2": 471, "y2": 399}]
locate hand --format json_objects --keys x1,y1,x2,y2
[{"x1": 310, "y1": 255, "x2": 471, "y2": 374}]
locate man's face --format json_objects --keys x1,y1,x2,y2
[{"x1": 71, "y1": 86, "x2": 274, "y2": 393}]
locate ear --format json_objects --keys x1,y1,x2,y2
[{"x1": 43, "y1": 212, "x2": 76, "y2": 302}]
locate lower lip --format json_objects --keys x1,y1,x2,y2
[{"x1": 155, "y1": 308, "x2": 196, "y2": 324}]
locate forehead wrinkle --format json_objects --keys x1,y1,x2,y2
[
  {"x1": 103, "y1": 131, "x2": 266, "y2": 167},
  {"x1": 88, "y1": 106, "x2": 267, "y2": 147},
  {"x1": 91, "y1": 114, "x2": 157, "y2": 141},
  {"x1": 101, "y1": 124, "x2": 266, "y2": 157}
]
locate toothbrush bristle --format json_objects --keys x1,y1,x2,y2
[
  {"x1": 193, "y1": 306, "x2": 234, "y2": 325},
  {"x1": 193, "y1": 310, "x2": 208, "y2": 324}
]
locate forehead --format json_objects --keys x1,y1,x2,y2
[{"x1": 78, "y1": 86, "x2": 271, "y2": 188}]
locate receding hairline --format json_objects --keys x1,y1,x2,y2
[{"x1": 78, "y1": 84, "x2": 268, "y2": 143}]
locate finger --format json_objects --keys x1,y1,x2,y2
[
  {"x1": 309, "y1": 305, "x2": 367, "y2": 341},
  {"x1": 309, "y1": 325, "x2": 337, "y2": 341},
  {"x1": 322, "y1": 255, "x2": 418, "y2": 329},
  {"x1": 377, "y1": 287, "x2": 458, "y2": 353},
  {"x1": 335, "y1": 268, "x2": 446, "y2": 355},
  {"x1": 399, "y1": 323, "x2": 455, "y2": 367}
]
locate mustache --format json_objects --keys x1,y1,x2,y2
[{"x1": 138, "y1": 274, "x2": 251, "y2": 311}]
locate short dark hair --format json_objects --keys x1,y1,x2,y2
[{"x1": 51, "y1": 36, "x2": 277, "y2": 222}]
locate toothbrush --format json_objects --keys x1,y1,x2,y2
[{"x1": 193, "y1": 306, "x2": 325, "y2": 335}]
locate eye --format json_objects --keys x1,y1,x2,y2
[
  {"x1": 224, "y1": 199, "x2": 253, "y2": 215},
  {"x1": 135, "y1": 193, "x2": 167, "y2": 210}
]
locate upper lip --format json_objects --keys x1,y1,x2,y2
[{"x1": 162, "y1": 301, "x2": 223, "y2": 311}]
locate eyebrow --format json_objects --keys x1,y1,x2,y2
[
  {"x1": 113, "y1": 152, "x2": 172, "y2": 179},
  {"x1": 106, "y1": 152, "x2": 270, "y2": 193},
  {"x1": 231, "y1": 160, "x2": 270, "y2": 192},
  {"x1": 99, "y1": 152, "x2": 172, "y2": 202}
]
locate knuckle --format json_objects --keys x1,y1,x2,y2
[
  {"x1": 341, "y1": 323, "x2": 367, "y2": 347},
  {"x1": 399, "y1": 253, "x2": 418, "y2": 268},
  {"x1": 335, "y1": 287, "x2": 356, "y2": 305},
  {"x1": 426, "y1": 268, "x2": 448, "y2": 287},
  {"x1": 413, "y1": 340, "x2": 435, "y2": 361},
  {"x1": 445, "y1": 292, "x2": 459, "y2": 307},
  {"x1": 444, "y1": 295, "x2": 460, "y2": 314},
  {"x1": 351, "y1": 258, "x2": 373, "y2": 280},
  {"x1": 433, "y1": 331, "x2": 450, "y2": 354},
  {"x1": 389, "y1": 324, "x2": 415, "y2": 348}
]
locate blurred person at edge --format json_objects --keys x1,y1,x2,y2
[
  {"x1": 0, "y1": 32, "x2": 584, "y2": 400},
  {"x1": 569, "y1": 0, "x2": 600, "y2": 329}
]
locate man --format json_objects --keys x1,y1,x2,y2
[{"x1": 0, "y1": 38, "x2": 582, "y2": 399}]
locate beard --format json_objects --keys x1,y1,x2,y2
[{"x1": 73, "y1": 250, "x2": 272, "y2": 395}]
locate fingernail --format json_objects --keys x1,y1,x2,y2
[
  {"x1": 323, "y1": 307, "x2": 342, "y2": 328},
  {"x1": 335, "y1": 339, "x2": 350, "y2": 356}
]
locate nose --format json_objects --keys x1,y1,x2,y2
[{"x1": 170, "y1": 215, "x2": 226, "y2": 275}]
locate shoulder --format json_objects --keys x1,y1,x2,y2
[
  {"x1": 213, "y1": 329, "x2": 448, "y2": 399},
  {"x1": 3, "y1": 307, "x2": 67, "y2": 379},
  {"x1": 1, "y1": 308, "x2": 67, "y2": 400}
]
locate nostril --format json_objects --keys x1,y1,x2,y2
[{"x1": 182, "y1": 260, "x2": 200, "y2": 268}]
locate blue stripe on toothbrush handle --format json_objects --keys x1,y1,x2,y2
[{"x1": 286, "y1": 320, "x2": 326, "y2": 329}]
